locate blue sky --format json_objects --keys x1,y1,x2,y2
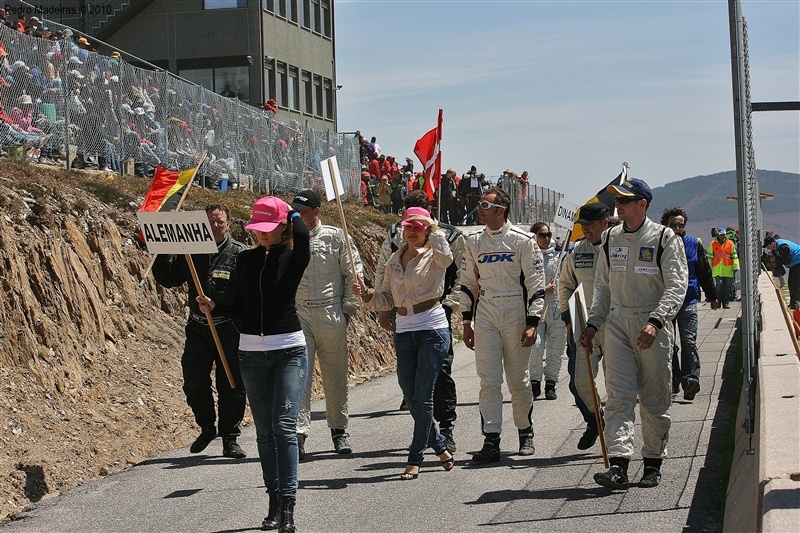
[{"x1": 334, "y1": 0, "x2": 799, "y2": 196}]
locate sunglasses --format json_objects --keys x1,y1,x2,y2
[
  {"x1": 615, "y1": 196, "x2": 641, "y2": 205},
  {"x1": 669, "y1": 222, "x2": 686, "y2": 229},
  {"x1": 477, "y1": 200, "x2": 503, "y2": 210},
  {"x1": 537, "y1": 232, "x2": 552, "y2": 239}
]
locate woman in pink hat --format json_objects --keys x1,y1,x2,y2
[
  {"x1": 353, "y1": 207, "x2": 455, "y2": 480},
  {"x1": 198, "y1": 196, "x2": 309, "y2": 531}
]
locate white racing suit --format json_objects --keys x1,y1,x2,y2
[
  {"x1": 587, "y1": 218, "x2": 687, "y2": 460},
  {"x1": 296, "y1": 222, "x2": 363, "y2": 435},
  {"x1": 559, "y1": 237, "x2": 604, "y2": 425},
  {"x1": 529, "y1": 243, "x2": 566, "y2": 383},
  {"x1": 460, "y1": 221, "x2": 546, "y2": 435}
]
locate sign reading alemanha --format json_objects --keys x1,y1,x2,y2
[{"x1": 137, "y1": 211, "x2": 218, "y2": 254}]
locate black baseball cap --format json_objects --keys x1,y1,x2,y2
[
  {"x1": 575, "y1": 202, "x2": 610, "y2": 224},
  {"x1": 291, "y1": 190, "x2": 321, "y2": 211},
  {"x1": 763, "y1": 235, "x2": 776, "y2": 247}
]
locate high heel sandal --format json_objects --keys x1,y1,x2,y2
[
  {"x1": 439, "y1": 452, "x2": 455, "y2": 472},
  {"x1": 400, "y1": 465, "x2": 420, "y2": 480}
]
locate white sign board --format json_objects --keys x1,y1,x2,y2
[
  {"x1": 320, "y1": 155, "x2": 346, "y2": 201},
  {"x1": 568, "y1": 283, "x2": 589, "y2": 344},
  {"x1": 137, "y1": 211, "x2": 218, "y2": 255},
  {"x1": 553, "y1": 197, "x2": 580, "y2": 229}
]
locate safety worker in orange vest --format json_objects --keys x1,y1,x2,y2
[{"x1": 707, "y1": 228, "x2": 738, "y2": 309}]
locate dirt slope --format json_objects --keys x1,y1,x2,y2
[{"x1": 0, "y1": 160, "x2": 396, "y2": 521}]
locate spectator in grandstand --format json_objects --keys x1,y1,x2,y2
[
  {"x1": 377, "y1": 175, "x2": 393, "y2": 214},
  {"x1": 402, "y1": 156, "x2": 414, "y2": 174},
  {"x1": 219, "y1": 83, "x2": 236, "y2": 97},
  {"x1": 457, "y1": 166, "x2": 488, "y2": 225},
  {"x1": 0, "y1": 8, "x2": 9, "y2": 27},
  {"x1": 371, "y1": 135, "x2": 382, "y2": 156}
]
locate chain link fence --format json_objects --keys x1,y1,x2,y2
[
  {"x1": 729, "y1": 1, "x2": 763, "y2": 446},
  {"x1": 0, "y1": 23, "x2": 361, "y2": 196}
]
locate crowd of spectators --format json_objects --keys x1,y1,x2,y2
[
  {"x1": 0, "y1": 13, "x2": 359, "y2": 196},
  {"x1": 356, "y1": 131, "x2": 532, "y2": 226}
]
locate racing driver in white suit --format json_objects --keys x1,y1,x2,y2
[
  {"x1": 581, "y1": 178, "x2": 687, "y2": 490},
  {"x1": 461, "y1": 187, "x2": 546, "y2": 463}
]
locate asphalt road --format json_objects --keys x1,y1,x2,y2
[{"x1": 5, "y1": 304, "x2": 740, "y2": 532}]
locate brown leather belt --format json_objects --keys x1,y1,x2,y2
[{"x1": 397, "y1": 298, "x2": 441, "y2": 316}]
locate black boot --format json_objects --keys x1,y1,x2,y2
[
  {"x1": 331, "y1": 428, "x2": 352, "y2": 454},
  {"x1": 261, "y1": 492, "x2": 279, "y2": 530},
  {"x1": 297, "y1": 433, "x2": 306, "y2": 462},
  {"x1": 532, "y1": 380, "x2": 541, "y2": 399},
  {"x1": 471, "y1": 434, "x2": 501, "y2": 464},
  {"x1": 545, "y1": 380, "x2": 557, "y2": 400},
  {"x1": 518, "y1": 427, "x2": 535, "y2": 456},
  {"x1": 278, "y1": 499, "x2": 295, "y2": 533}
]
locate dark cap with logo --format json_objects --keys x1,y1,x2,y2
[
  {"x1": 608, "y1": 178, "x2": 653, "y2": 204},
  {"x1": 763, "y1": 235, "x2": 776, "y2": 247},
  {"x1": 575, "y1": 202, "x2": 610, "y2": 224},
  {"x1": 291, "y1": 190, "x2": 321, "y2": 211}
]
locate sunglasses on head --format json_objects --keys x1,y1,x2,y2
[
  {"x1": 537, "y1": 232, "x2": 552, "y2": 239},
  {"x1": 477, "y1": 200, "x2": 502, "y2": 210},
  {"x1": 615, "y1": 196, "x2": 641, "y2": 205}
]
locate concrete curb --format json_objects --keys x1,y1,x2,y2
[{"x1": 724, "y1": 274, "x2": 800, "y2": 532}]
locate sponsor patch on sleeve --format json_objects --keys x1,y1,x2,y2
[{"x1": 211, "y1": 269, "x2": 231, "y2": 280}]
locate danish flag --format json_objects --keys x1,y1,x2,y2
[{"x1": 413, "y1": 109, "x2": 443, "y2": 202}]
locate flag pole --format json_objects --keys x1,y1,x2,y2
[
  {"x1": 575, "y1": 291, "x2": 609, "y2": 468},
  {"x1": 139, "y1": 151, "x2": 209, "y2": 286},
  {"x1": 328, "y1": 158, "x2": 368, "y2": 327}
]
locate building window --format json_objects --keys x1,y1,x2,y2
[
  {"x1": 178, "y1": 67, "x2": 249, "y2": 102},
  {"x1": 321, "y1": 0, "x2": 331, "y2": 38},
  {"x1": 277, "y1": 0, "x2": 296, "y2": 21},
  {"x1": 263, "y1": 0, "x2": 274, "y2": 12},
  {"x1": 302, "y1": 70, "x2": 312, "y2": 114},
  {"x1": 311, "y1": 0, "x2": 320, "y2": 33},
  {"x1": 215, "y1": 66, "x2": 250, "y2": 101},
  {"x1": 205, "y1": 0, "x2": 247, "y2": 9},
  {"x1": 179, "y1": 68, "x2": 214, "y2": 91},
  {"x1": 288, "y1": 66, "x2": 300, "y2": 110},
  {"x1": 297, "y1": 0, "x2": 311, "y2": 29},
  {"x1": 323, "y1": 78, "x2": 333, "y2": 120},
  {"x1": 276, "y1": 61, "x2": 288, "y2": 107},
  {"x1": 264, "y1": 60, "x2": 276, "y2": 102},
  {"x1": 313, "y1": 74, "x2": 323, "y2": 117}
]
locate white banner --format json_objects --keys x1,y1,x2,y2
[
  {"x1": 137, "y1": 211, "x2": 218, "y2": 255},
  {"x1": 553, "y1": 197, "x2": 580, "y2": 229}
]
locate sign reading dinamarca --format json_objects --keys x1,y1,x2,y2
[{"x1": 137, "y1": 211, "x2": 219, "y2": 254}]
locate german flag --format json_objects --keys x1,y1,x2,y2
[
  {"x1": 571, "y1": 163, "x2": 628, "y2": 242},
  {"x1": 140, "y1": 166, "x2": 196, "y2": 213},
  {"x1": 135, "y1": 166, "x2": 197, "y2": 246}
]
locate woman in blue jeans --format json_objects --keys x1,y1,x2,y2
[
  {"x1": 354, "y1": 207, "x2": 455, "y2": 480},
  {"x1": 199, "y1": 196, "x2": 309, "y2": 532}
]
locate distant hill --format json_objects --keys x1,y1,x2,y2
[{"x1": 649, "y1": 170, "x2": 800, "y2": 243}]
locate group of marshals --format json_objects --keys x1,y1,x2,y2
[{"x1": 153, "y1": 176, "x2": 690, "y2": 492}]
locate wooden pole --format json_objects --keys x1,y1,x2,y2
[
  {"x1": 185, "y1": 254, "x2": 237, "y2": 388},
  {"x1": 139, "y1": 151, "x2": 209, "y2": 286},
  {"x1": 763, "y1": 265, "x2": 800, "y2": 359},
  {"x1": 575, "y1": 291, "x2": 609, "y2": 468},
  {"x1": 327, "y1": 158, "x2": 368, "y2": 327}
]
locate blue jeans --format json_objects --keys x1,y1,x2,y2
[
  {"x1": 672, "y1": 303, "x2": 700, "y2": 387},
  {"x1": 238, "y1": 345, "x2": 307, "y2": 501},
  {"x1": 394, "y1": 328, "x2": 450, "y2": 465}
]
